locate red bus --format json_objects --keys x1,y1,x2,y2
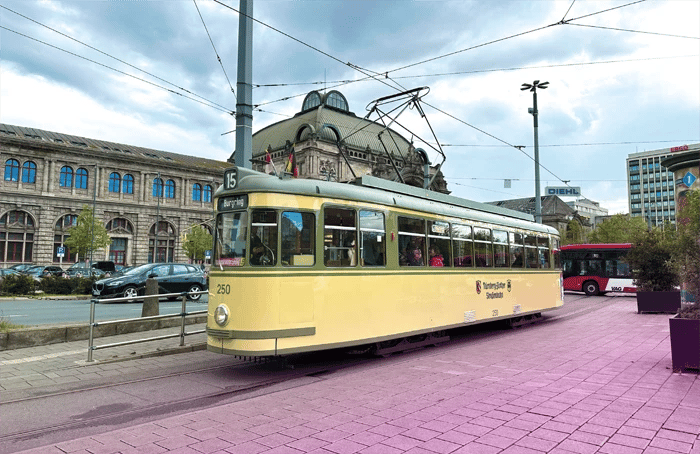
[{"x1": 560, "y1": 244, "x2": 635, "y2": 296}]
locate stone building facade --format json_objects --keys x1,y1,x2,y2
[
  {"x1": 1, "y1": 124, "x2": 227, "y2": 268},
  {"x1": 249, "y1": 90, "x2": 449, "y2": 193}
]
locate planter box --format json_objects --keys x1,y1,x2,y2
[
  {"x1": 636, "y1": 291, "x2": 681, "y2": 314},
  {"x1": 669, "y1": 315, "x2": 700, "y2": 372}
]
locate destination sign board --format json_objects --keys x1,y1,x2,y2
[{"x1": 218, "y1": 195, "x2": 248, "y2": 211}]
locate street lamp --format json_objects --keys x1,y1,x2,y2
[{"x1": 521, "y1": 80, "x2": 549, "y2": 224}]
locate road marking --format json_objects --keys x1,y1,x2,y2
[{"x1": 1, "y1": 349, "x2": 84, "y2": 365}]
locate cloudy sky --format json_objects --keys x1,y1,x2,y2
[{"x1": 2, "y1": 0, "x2": 698, "y2": 214}]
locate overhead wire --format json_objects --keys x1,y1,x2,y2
[
  {"x1": 193, "y1": 0, "x2": 237, "y2": 101},
  {"x1": 0, "y1": 4, "x2": 233, "y2": 114},
  {"x1": 0, "y1": 25, "x2": 234, "y2": 115}
]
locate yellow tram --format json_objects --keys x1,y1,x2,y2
[{"x1": 207, "y1": 166, "x2": 563, "y2": 357}]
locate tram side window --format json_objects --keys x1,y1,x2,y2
[
  {"x1": 324, "y1": 207, "x2": 356, "y2": 267},
  {"x1": 427, "y1": 221, "x2": 450, "y2": 267},
  {"x1": 281, "y1": 211, "x2": 315, "y2": 266},
  {"x1": 553, "y1": 238, "x2": 561, "y2": 269},
  {"x1": 473, "y1": 227, "x2": 493, "y2": 267},
  {"x1": 493, "y1": 230, "x2": 509, "y2": 268},
  {"x1": 215, "y1": 211, "x2": 248, "y2": 267},
  {"x1": 538, "y1": 237, "x2": 550, "y2": 269},
  {"x1": 452, "y1": 224, "x2": 473, "y2": 267},
  {"x1": 359, "y1": 210, "x2": 385, "y2": 266},
  {"x1": 250, "y1": 210, "x2": 278, "y2": 266},
  {"x1": 398, "y1": 217, "x2": 425, "y2": 266},
  {"x1": 510, "y1": 232, "x2": 524, "y2": 268},
  {"x1": 524, "y1": 233, "x2": 539, "y2": 268}
]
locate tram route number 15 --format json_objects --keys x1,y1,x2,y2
[{"x1": 224, "y1": 168, "x2": 238, "y2": 190}]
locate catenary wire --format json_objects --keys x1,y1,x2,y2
[
  {"x1": 0, "y1": 25, "x2": 234, "y2": 115},
  {"x1": 0, "y1": 4, "x2": 232, "y2": 114},
  {"x1": 193, "y1": 0, "x2": 237, "y2": 101},
  {"x1": 565, "y1": 23, "x2": 700, "y2": 40}
]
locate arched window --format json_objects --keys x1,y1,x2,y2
[
  {"x1": 106, "y1": 217, "x2": 134, "y2": 265},
  {"x1": 192, "y1": 183, "x2": 202, "y2": 202},
  {"x1": 4, "y1": 159, "x2": 20, "y2": 182},
  {"x1": 152, "y1": 177, "x2": 163, "y2": 197},
  {"x1": 149, "y1": 220, "x2": 176, "y2": 263},
  {"x1": 54, "y1": 214, "x2": 78, "y2": 263},
  {"x1": 75, "y1": 168, "x2": 88, "y2": 189},
  {"x1": 325, "y1": 90, "x2": 349, "y2": 111},
  {"x1": 109, "y1": 172, "x2": 121, "y2": 193},
  {"x1": 203, "y1": 185, "x2": 213, "y2": 203},
  {"x1": 302, "y1": 91, "x2": 322, "y2": 111},
  {"x1": 21, "y1": 161, "x2": 37, "y2": 184},
  {"x1": 122, "y1": 174, "x2": 134, "y2": 194},
  {"x1": 165, "y1": 179, "x2": 175, "y2": 199},
  {"x1": 1, "y1": 210, "x2": 35, "y2": 262},
  {"x1": 60, "y1": 166, "x2": 73, "y2": 187}
]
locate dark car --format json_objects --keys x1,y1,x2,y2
[
  {"x1": 23, "y1": 265, "x2": 65, "y2": 280},
  {"x1": 92, "y1": 263, "x2": 207, "y2": 301},
  {"x1": 65, "y1": 264, "x2": 106, "y2": 278},
  {"x1": 9, "y1": 263, "x2": 35, "y2": 273},
  {"x1": 93, "y1": 261, "x2": 116, "y2": 273}
]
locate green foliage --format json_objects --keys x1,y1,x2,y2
[
  {"x1": 588, "y1": 214, "x2": 647, "y2": 244},
  {"x1": 0, "y1": 273, "x2": 35, "y2": 295},
  {"x1": 72, "y1": 276, "x2": 97, "y2": 295},
  {"x1": 0, "y1": 317, "x2": 25, "y2": 332},
  {"x1": 674, "y1": 189, "x2": 700, "y2": 318},
  {"x1": 182, "y1": 224, "x2": 212, "y2": 261},
  {"x1": 563, "y1": 219, "x2": 584, "y2": 245},
  {"x1": 40, "y1": 275, "x2": 73, "y2": 295},
  {"x1": 63, "y1": 205, "x2": 111, "y2": 261},
  {"x1": 626, "y1": 227, "x2": 679, "y2": 292}
]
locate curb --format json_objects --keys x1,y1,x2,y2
[{"x1": 0, "y1": 316, "x2": 208, "y2": 351}]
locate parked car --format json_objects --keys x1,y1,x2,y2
[
  {"x1": 65, "y1": 263, "x2": 106, "y2": 278},
  {"x1": 0, "y1": 268, "x2": 21, "y2": 278},
  {"x1": 8, "y1": 263, "x2": 34, "y2": 273},
  {"x1": 93, "y1": 261, "x2": 116, "y2": 273},
  {"x1": 22, "y1": 265, "x2": 65, "y2": 280},
  {"x1": 92, "y1": 263, "x2": 207, "y2": 301}
]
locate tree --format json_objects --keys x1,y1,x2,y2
[
  {"x1": 562, "y1": 219, "x2": 584, "y2": 245},
  {"x1": 626, "y1": 226, "x2": 679, "y2": 292},
  {"x1": 673, "y1": 189, "x2": 700, "y2": 318},
  {"x1": 182, "y1": 224, "x2": 212, "y2": 262},
  {"x1": 64, "y1": 205, "x2": 111, "y2": 262},
  {"x1": 587, "y1": 214, "x2": 647, "y2": 244}
]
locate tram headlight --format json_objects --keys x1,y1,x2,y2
[{"x1": 214, "y1": 305, "x2": 229, "y2": 326}]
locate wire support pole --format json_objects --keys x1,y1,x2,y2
[{"x1": 521, "y1": 80, "x2": 549, "y2": 224}]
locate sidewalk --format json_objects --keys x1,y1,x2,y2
[{"x1": 7, "y1": 295, "x2": 700, "y2": 454}]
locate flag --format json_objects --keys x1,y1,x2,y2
[
  {"x1": 264, "y1": 146, "x2": 274, "y2": 174},
  {"x1": 285, "y1": 143, "x2": 298, "y2": 177}
]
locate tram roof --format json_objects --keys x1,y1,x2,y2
[{"x1": 219, "y1": 167, "x2": 558, "y2": 235}]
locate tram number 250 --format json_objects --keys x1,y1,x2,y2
[{"x1": 217, "y1": 284, "x2": 231, "y2": 294}]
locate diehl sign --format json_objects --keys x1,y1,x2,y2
[{"x1": 546, "y1": 186, "x2": 581, "y2": 196}]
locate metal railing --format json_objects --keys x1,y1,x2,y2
[{"x1": 87, "y1": 291, "x2": 207, "y2": 362}]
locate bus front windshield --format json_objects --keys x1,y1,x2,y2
[{"x1": 215, "y1": 211, "x2": 248, "y2": 267}]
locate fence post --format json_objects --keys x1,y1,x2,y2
[
  {"x1": 180, "y1": 294, "x2": 187, "y2": 346},
  {"x1": 142, "y1": 276, "x2": 159, "y2": 317},
  {"x1": 87, "y1": 299, "x2": 96, "y2": 362}
]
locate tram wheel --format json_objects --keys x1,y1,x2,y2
[{"x1": 583, "y1": 281, "x2": 599, "y2": 296}]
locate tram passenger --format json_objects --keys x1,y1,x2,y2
[
  {"x1": 407, "y1": 237, "x2": 424, "y2": 266},
  {"x1": 250, "y1": 235, "x2": 266, "y2": 265},
  {"x1": 428, "y1": 245, "x2": 444, "y2": 267}
]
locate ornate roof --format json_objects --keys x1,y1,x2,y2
[{"x1": 252, "y1": 91, "x2": 413, "y2": 158}]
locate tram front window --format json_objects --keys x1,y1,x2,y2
[
  {"x1": 215, "y1": 211, "x2": 248, "y2": 267},
  {"x1": 250, "y1": 210, "x2": 278, "y2": 266}
]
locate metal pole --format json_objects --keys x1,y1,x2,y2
[
  {"x1": 232, "y1": 0, "x2": 253, "y2": 168},
  {"x1": 532, "y1": 90, "x2": 542, "y2": 224},
  {"x1": 87, "y1": 299, "x2": 96, "y2": 362},
  {"x1": 180, "y1": 294, "x2": 187, "y2": 346},
  {"x1": 90, "y1": 165, "x2": 97, "y2": 267},
  {"x1": 155, "y1": 172, "x2": 160, "y2": 262}
]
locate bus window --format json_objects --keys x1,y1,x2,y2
[
  {"x1": 524, "y1": 233, "x2": 538, "y2": 268},
  {"x1": 452, "y1": 224, "x2": 473, "y2": 267},
  {"x1": 250, "y1": 210, "x2": 278, "y2": 266},
  {"x1": 473, "y1": 227, "x2": 493, "y2": 267},
  {"x1": 510, "y1": 232, "x2": 524, "y2": 268},
  {"x1": 359, "y1": 210, "x2": 385, "y2": 267},
  {"x1": 215, "y1": 211, "x2": 248, "y2": 267},
  {"x1": 398, "y1": 217, "x2": 425, "y2": 267},
  {"x1": 493, "y1": 230, "x2": 509, "y2": 268},
  {"x1": 324, "y1": 207, "x2": 356, "y2": 267},
  {"x1": 281, "y1": 211, "x2": 315, "y2": 266},
  {"x1": 538, "y1": 237, "x2": 550, "y2": 269}
]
